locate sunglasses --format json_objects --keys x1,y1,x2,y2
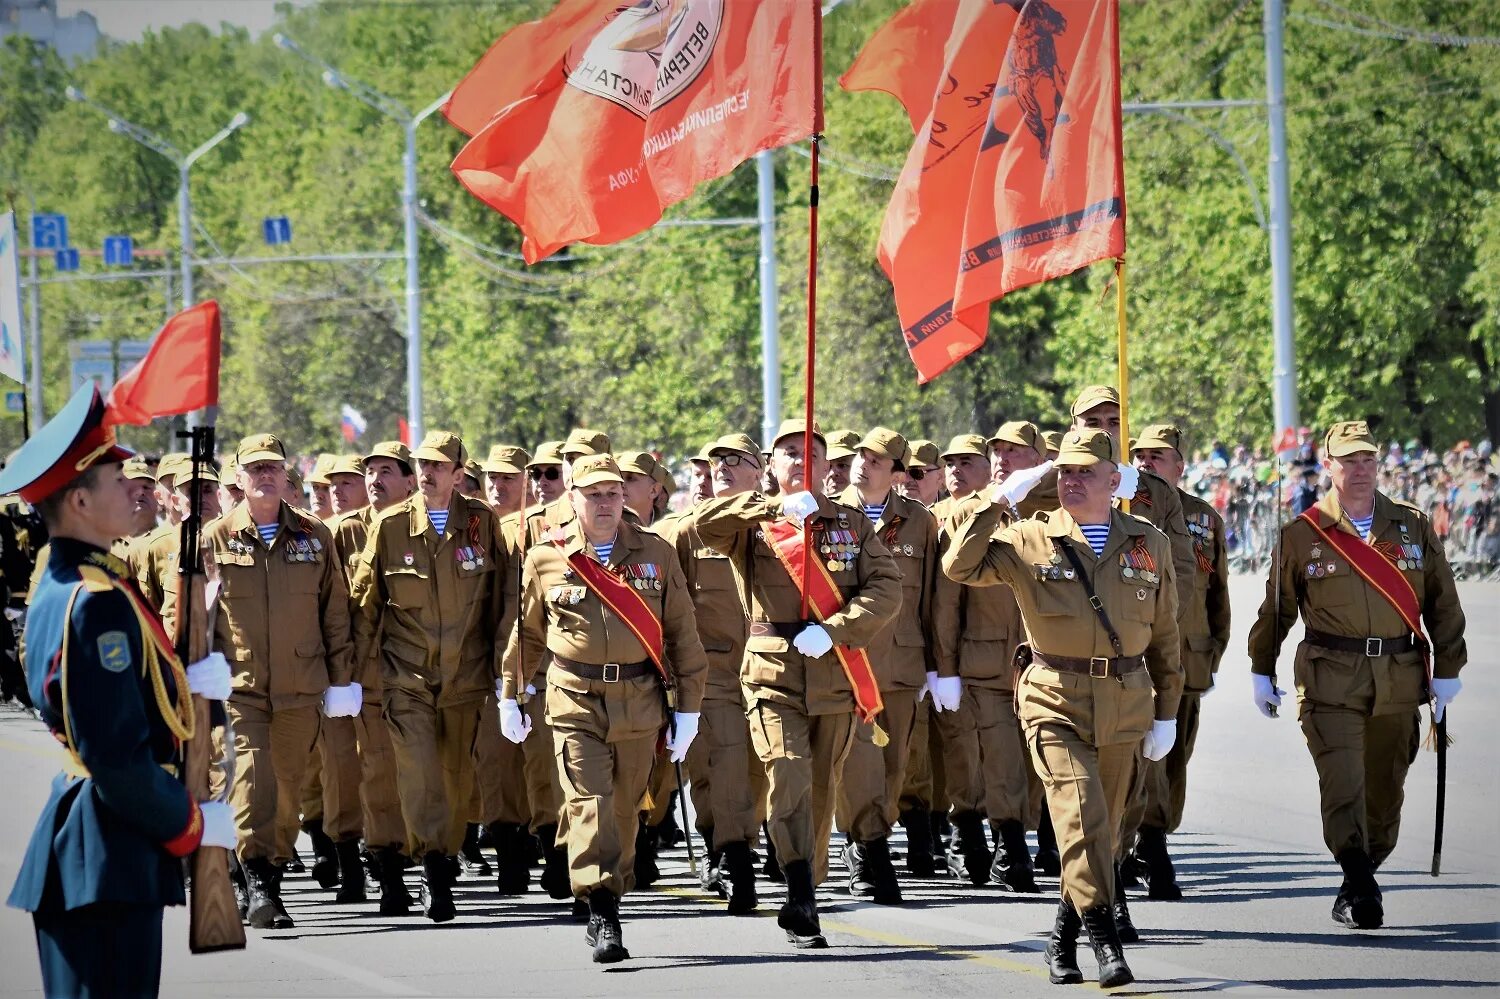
[
  {"x1": 712, "y1": 453, "x2": 760, "y2": 470},
  {"x1": 528, "y1": 466, "x2": 561, "y2": 481},
  {"x1": 907, "y1": 466, "x2": 938, "y2": 481}
]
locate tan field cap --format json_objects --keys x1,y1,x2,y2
[
  {"x1": 1324, "y1": 421, "x2": 1378, "y2": 458},
  {"x1": 856, "y1": 426, "x2": 907, "y2": 466},
  {"x1": 365, "y1": 441, "x2": 412, "y2": 471},
  {"x1": 561, "y1": 429, "x2": 610, "y2": 457},
  {"x1": 1056, "y1": 428, "x2": 1118, "y2": 467},
  {"x1": 1134, "y1": 424, "x2": 1184, "y2": 456},
  {"x1": 989, "y1": 420, "x2": 1046, "y2": 458},
  {"x1": 941, "y1": 434, "x2": 988, "y2": 459},
  {"x1": 413, "y1": 431, "x2": 465, "y2": 466},
  {"x1": 772, "y1": 419, "x2": 826, "y2": 449},
  {"x1": 237, "y1": 434, "x2": 287, "y2": 467},
  {"x1": 710, "y1": 433, "x2": 761, "y2": 461},
  {"x1": 616, "y1": 450, "x2": 658, "y2": 477},
  {"x1": 824, "y1": 428, "x2": 860, "y2": 460},
  {"x1": 481, "y1": 444, "x2": 530, "y2": 474},
  {"x1": 528, "y1": 441, "x2": 565, "y2": 467},
  {"x1": 1070, "y1": 384, "x2": 1121, "y2": 418},
  {"x1": 571, "y1": 453, "x2": 625, "y2": 488}
]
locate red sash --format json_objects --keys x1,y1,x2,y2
[
  {"x1": 553, "y1": 539, "x2": 672, "y2": 693},
  {"x1": 761, "y1": 519, "x2": 885, "y2": 727}
]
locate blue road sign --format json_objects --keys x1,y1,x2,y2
[
  {"x1": 54, "y1": 248, "x2": 80, "y2": 272},
  {"x1": 4, "y1": 391, "x2": 23, "y2": 414},
  {"x1": 103, "y1": 235, "x2": 134, "y2": 267},
  {"x1": 262, "y1": 216, "x2": 292, "y2": 246},
  {"x1": 32, "y1": 213, "x2": 68, "y2": 250}
]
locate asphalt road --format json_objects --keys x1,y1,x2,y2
[{"x1": 0, "y1": 576, "x2": 1496, "y2": 997}]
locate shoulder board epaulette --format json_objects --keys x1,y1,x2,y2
[{"x1": 76, "y1": 564, "x2": 117, "y2": 594}]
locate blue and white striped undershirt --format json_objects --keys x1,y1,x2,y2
[
  {"x1": 255, "y1": 523, "x2": 279, "y2": 547},
  {"x1": 863, "y1": 503, "x2": 885, "y2": 524},
  {"x1": 428, "y1": 509, "x2": 449, "y2": 535},
  {"x1": 591, "y1": 539, "x2": 616, "y2": 563},
  {"x1": 1350, "y1": 513, "x2": 1374, "y2": 540},
  {"x1": 1079, "y1": 523, "x2": 1111, "y2": 557}
]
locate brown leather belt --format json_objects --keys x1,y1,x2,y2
[
  {"x1": 1305, "y1": 629, "x2": 1417, "y2": 657},
  {"x1": 550, "y1": 655, "x2": 654, "y2": 683},
  {"x1": 750, "y1": 621, "x2": 803, "y2": 640},
  {"x1": 1031, "y1": 651, "x2": 1146, "y2": 679}
]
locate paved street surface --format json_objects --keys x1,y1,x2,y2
[{"x1": 0, "y1": 577, "x2": 1496, "y2": 997}]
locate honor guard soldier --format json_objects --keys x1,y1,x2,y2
[
  {"x1": 835, "y1": 428, "x2": 958, "y2": 905},
  {"x1": 694, "y1": 420, "x2": 902, "y2": 948},
  {"x1": 1248, "y1": 421, "x2": 1466, "y2": 930},
  {"x1": 498, "y1": 454, "x2": 707, "y2": 963},
  {"x1": 945, "y1": 429, "x2": 1182, "y2": 989},
  {"x1": 4, "y1": 385, "x2": 237, "y2": 998},
  {"x1": 208, "y1": 434, "x2": 360, "y2": 930},
  {"x1": 526, "y1": 441, "x2": 567, "y2": 507},
  {"x1": 350, "y1": 431, "x2": 507, "y2": 922},
  {"x1": 822, "y1": 429, "x2": 859, "y2": 496},
  {"x1": 1128, "y1": 425, "x2": 1231, "y2": 899}
]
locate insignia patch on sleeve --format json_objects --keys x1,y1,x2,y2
[{"x1": 96, "y1": 631, "x2": 132, "y2": 673}]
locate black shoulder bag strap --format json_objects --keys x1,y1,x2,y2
[{"x1": 1052, "y1": 538, "x2": 1125, "y2": 658}]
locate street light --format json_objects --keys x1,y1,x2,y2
[
  {"x1": 274, "y1": 33, "x2": 448, "y2": 444},
  {"x1": 65, "y1": 86, "x2": 249, "y2": 310}
]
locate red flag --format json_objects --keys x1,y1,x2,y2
[
  {"x1": 447, "y1": 0, "x2": 819, "y2": 264},
  {"x1": 845, "y1": 0, "x2": 1125, "y2": 383},
  {"x1": 104, "y1": 301, "x2": 221, "y2": 426},
  {"x1": 398, "y1": 417, "x2": 411, "y2": 446}
]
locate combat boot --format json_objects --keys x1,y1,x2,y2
[
  {"x1": 842, "y1": 838, "x2": 870, "y2": 897},
  {"x1": 374, "y1": 848, "x2": 412, "y2": 916},
  {"x1": 1135, "y1": 825, "x2": 1182, "y2": 900},
  {"x1": 721, "y1": 840, "x2": 758, "y2": 915},
  {"x1": 360, "y1": 849, "x2": 381, "y2": 895},
  {"x1": 1034, "y1": 807, "x2": 1061, "y2": 877},
  {"x1": 459, "y1": 822, "x2": 492, "y2": 878},
  {"x1": 301, "y1": 818, "x2": 340, "y2": 890},
  {"x1": 860, "y1": 837, "x2": 904, "y2": 905},
  {"x1": 947, "y1": 813, "x2": 992, "y2": 886},
  {"x1": 244, "y1": 858, "x2": 294, "y2": 929},
  {"x1": 536, "y1": 823, "x2": 571, "y2": 900},
  {"x1": 584, "y1": 888, "x2": 630, "y2": 964},
  {"x1": 699, "y1": 826, "x2": 725, "y2": 897},
  {"x1": 1112, "y1": 865, "x2": 1139, "y2": 943},
  {"x1": 762, "y1": 825, "x2": 785, "y2": 883},
  {"x1": 488, "y1": 822, "x2": 530, "y2": 895},
  {"x1": 1044, "y1": 899, "x2": 1084, "y2": 985},
  {"x1": 419, "y1": 851, "x2": 456, "y2": 923},
  {"x1": 989, "y1": 819, "x2": 1041, "y2": 893},
  {"x1": 633, "y1": 819, "x2": 660, "y2": 888},
  {"x1": 898, "y1": 808, "x2": 936, "y2": 876},
  {"x1": 1081, "y1": 904, "x2": 1134, "y2": 989},
  {"x1": 653, "y1": 796, "x2": 684, "y2": 847},
  {"x1": 778, "y1": 860, "x2": 826, "y2": 949},
  {"x1": 334, "y1": 839, "x2": 366, "y2": 903},
  {"x1": 1332, "y1": 848, "x2": 1383, "y2": 930},
  {"x1": 229, "y1": 853, "x2": 249, "y2": 922}
]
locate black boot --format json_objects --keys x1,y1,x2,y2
[
  {"x1": 244, "y1": 858, "x2": 294, "y2": 929},
  {"x1": 989, "y1": 820, "x2": 1041, "y2": 893},
  {"x1": 1112, "y1": 865, "x2": 1139, "y2": 944},
  {"x1": 633, "y1": 819, "x2": 660, "y2": 888},
  {"x1": 946, "y1": 813, "x2": 992, "y2": 886},
  {"x1": 419, "y1": 850, "x2": 456, "y2": 923},
  {"x1": 1333, "y1": 848, "x2": 1383, "y2": 930},
  {"x1": 1136, "y1": 825, "x2": 1182, "y2": 900},
  {"x1": 229, "y1": 853, "x2": 249, "y2": 922},
  {"x1": 762, "y1": 825, "x2": 785, "y2": 883},
  {"x1": 860, "y1": 837, "x2": 904, "y2": 905},
  {"x1": 536, "y1": 823, "x2": 572, "y2": 900},
  {"x1": 374, "y1": 848, "x2": 413, "y2": 916},
  {"x1": 778, "y1": 860, "x2": 826, "y2": 949},
  {"x1": 842, "y1": 838, "x2": 870, "y2": 897},
  {"x1": 360, "y1": 849, "x2": 381, "y2": 895},
  {"x1": 334, "y1": 839, "x2": 367, "y2": 903},
  {"x1": 700, "y1": 827, "x2": 725, "y2": 897},
  {"x1": 721, "y1": 840, "x2": 758, "y2": 915},
  {"x1": 285, "y1": 846, "x2": 306, "y2": 874},
  {"x1": 898, "y1": 808, "x2": 936, "y2": 876},
  {"x1": 302, "y1": 818, "x2": 340, "y2": 889},
  {"x1": 570, "y1": 897, "x2": 590, "y2": 923},
  {"x1": 1034, "y1": 807, "x2": 1061, "y2": 877},
  {"x1": 1044, "y1": 899, "x2": 1085, "y2": 985},
  {"x1": 460, "y1": 822, "x2": 492, "y2": 878},
  {"x1": 653, "y1": 796, "x2": 684, "y2": 847},
  {"x1": 1081, "y1": 904, "x2": 1134, "y2": 989},
  {"x1": 489, "y1": 822, "x2": 530, "y2": 895},
  {"x1": 584, "y1": 887, "x2": 630, "y2": 963}
]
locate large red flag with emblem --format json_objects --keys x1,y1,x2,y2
[
  {"x1": 104, "y1": 300, "x2": 221, "y2": 426},
  {"x1": 446, "y1": 0, "x2": 819, "y2": 264},
  {"x1": 843, "y1": 0, "x2": 1125, "y2": 383}
]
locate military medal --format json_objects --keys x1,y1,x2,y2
[
  {"x1": 1310, "y1": 545, "x2": 1321, "y2": 559},
  {"x1": 1137, "y1": 588, "x2": 1147, "y2": 600},
  {"x1": 403, "y1": 552, "x2": 414, "y2": 566},
  {"x1": 1063, "y1": 569, "x2": 1076, "y2": 580},
  {"x1": 903, "y1": 544, "x2": 913, "y2": 557}
]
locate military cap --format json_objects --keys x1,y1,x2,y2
[
  {"x1": 691, "y1": 440, "x2": 716, "y2": 464},
  {"x1": 365, "y1": 440, "x2": 412, "y2": 474},
  {"x1": 1056, "y1": 428, "x2": 1118, "y2": 467},
  {"x1": 772, "y1": 419, "x2": 826, "y2": 449},
  {"x1": 219, "y1": 463, "x2": 239, "y2": 487},
  {"x1": 942, "y1": 434, "x2": 988, "y2": 459},
  {"x1": 709, "y1": 433, "x2": 761, "y2": 461},
  {"x1": 328, "y1": 454, "x2": 366, "y2": 478},
  {"x1": 824, "y1": 428, "x2": 860, "y2": 460},
  {"x1": 1133, "y1": 424, "x2": 1184, "y2": 456},
  {"x1": 0, "y1": 384, "x2": 133, "y2": 503},
  {"x1": 1042, "y1": 430, "x2": 1063, "y2": 458},
  {"x1": 571, "y1": 453, "x2": 624, "y2": 488},
  {"x1": 463, "y1": 460, "x2": 483, "y2": 486},
  {"x1": 651, "y1": 463, "x2": 674, "y2": 490},
  {"x1": 285, "y1": 465, "x2": 305, "y2": 492},
  {"x1": 1324, "y1": 421, "x2": 1378, "y2": 458},
  {"x1": 156, "y1": 451, "x2": 190, "y2": 485},
  {"x1": 237, "y1": 434, "x2": 287, "y2": 467},
  {"x1": 1070, "y1": 384, "x2": 1121, "y2": 418},
  {"x1": 905, "y1": 439, "x2": 941, "y2": 469},
  {"x1": 989, "y1": 420, "x2": 1046, "y2": 459},
  {"x1": 413, "y1": 430, "x2": 466, "y2": 466},
  {"x1": 527, "y1": 441, "x2": 565, "y2": 468},
  {"x1": 481, "y1": 444, "x2": 530, "y2": 475},
  {"x1": 173, "y1": 458, "x2": 221, "y2": 489},
  {"x1": 561, "y1": 429, "x2": 610, "y2": 457},
  {"x1": 856, "y1": 427, "x2": 908, "y2": 468},
  {"x1": 615, "y1": 450, "x2": 658, "y2": 477},
  {"x1": 306, "y1": 452, "x2": 338, "y2": 486},
  {"x1": 122, "y1": 456, "x2": 155, "y2": 481}
]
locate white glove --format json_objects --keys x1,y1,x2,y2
[
  {"x1": 1252, "y1": 674, "x2": 1285, "y2": 719},
  {"x1": 525, "y1": 683, "x2": 537, "y2": 698},
  {"x1": 198, "y1": 800, "x2": 238, "y2": 850},
  {"x1": 933, "y1": 674, "x2": 962, "y2": 712},
  {"x1": 1113, "y1": 462, "x2": 1140, "y2": 500},
  {"x1": 1141, "y1": 718, "x2": 1177, "y2": 762},
  {"x1": 792, "y1": 623, "x2": 834, "y2": 659},
  {"x1": 499, "y1": 698, "x2": 532, "y2": 743},
  {"x1": 780, "y1": 490, "x2": 820, "y2": 526},
  {"x1": 666, "y1": 711, "x2": 700, "y2": 763},
  {"x1": 1431, "y1": 677, "x2": 1461, "y2": 723},
  {"x1": 186, "y1": 652, "x2": 232, "y2": 701},
  {"x1": 991, "y1": 461, "x2": 1054, "y2": 508},
  {"x1": 918, "y1": 671, "x2": 936, "y2": 704},
  {"x1": 321, "y1": 682, "x2": 363, "y2": 718}
]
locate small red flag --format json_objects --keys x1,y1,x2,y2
[
  {"x1": 398, "y1": 417, "x2": 411, "y2": 446},
  {"x1": 446, "y1": 0, "x2": 819, "y2": 264},
  {"x1": 104, "y1": 301, "x2": 221, "y2": 426},
  {"x1": 844, "y1": 0, "x2": 1125, "y2": 383}
]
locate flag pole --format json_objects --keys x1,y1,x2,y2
[
  {"x1": 801, "y1": 0, "x2": 824, "y2": 621},
  {"x1": 1115, "y1": 257, "x2": 1130, "y2": 513}
]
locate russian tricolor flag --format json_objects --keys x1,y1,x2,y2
[{"x1": 340, "y1": 404, "x2": 367, "y2": 444}]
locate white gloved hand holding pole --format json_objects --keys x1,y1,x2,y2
[
  {"x1": 1253, "y1": 674, "x2": 1285, "y2": 719},
  {"x1": 666, "y1": 711, "x2": 700, "y2": 763},
  {"x1": 499, "y1": 698, "x2": 532, "y2": 744},
  {"x1": 198, "y1": 801, "x2": 238, "y2": 850},
  {"x1": 1431, "y1": 677, "x2": 1461, "y2": 723},
  {"x1": 1141, "y1": 719, "x2": 1177, "y2": 761},
  {"x1": 186, "y1": 652, "x2": 232, "y2": 701},
  {"x1": 780, "y1": 491, "x2": 820, "y2": 526}
]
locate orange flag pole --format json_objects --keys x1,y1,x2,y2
[
  {"x1": 801, "y1": 0, "x2": 824, "y2": 621},
  {"x1": 1115, "y1": 257, "x2": 1131, "y2": 514}
]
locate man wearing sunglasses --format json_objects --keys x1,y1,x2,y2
[
  {"x1": 897, "y1": 439, "x2": 944, "y2": 508},
  {"x1": 526, "y1": 442, "x2": 567, "y2": 507}
]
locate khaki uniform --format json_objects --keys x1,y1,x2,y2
[
  {"x1": 350, "y1": 492, "x2": 506, "y2": 858},
  {"x1": 206, "y1": 501, "x2": 354, "y2": 864},
  {"x1": 500, "y1": 520, "x2": 707, "y2": 898},
  {"x1": 693, "y1": 492, "x2": 902, "y2": 884},
  {"x1": 1248, "y1": 491, "x2": 1466, "y2": 865},
  {"x1": 945, "y1": 502, "x2": 1181, "y2": 910}
]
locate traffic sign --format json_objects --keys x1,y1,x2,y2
[
  {"x1": 4, "y1": 391, "x2": 23, "y2": 414},
  {"x1": 54, "y1": 248, "x2": 80, "y2": 272},
  {"x1": 262, "y1": 216, "x2": 292, "y2": 246},
  {"x1": 103, "y1": 235, "x2": 134, "y2": 267},
  {"x1": 31, "y1": 213, "x2": 68, "y2": 250}
]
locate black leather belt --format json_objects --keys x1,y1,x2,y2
[
  {"x1": 1032, "y1": 651, "x2": 1147, "y2": 679},
  {"x1": 750, "y1": 621, "x2": 803, "y2": 640},
  {"x1": 550, "y1": 655, "x2": 654, "y2": 683},
  {"x1": 1305, "y1": 629, "x2": 1417, "y2": 657}
]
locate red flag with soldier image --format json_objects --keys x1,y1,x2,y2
[
  {"x1": 843, "y1": 0, "x2": 1125, "y2": 383},
  {"x1": 446, "y1": 0, "x2": 819, "y2": 264}
]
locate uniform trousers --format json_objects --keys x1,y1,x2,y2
[
  {"x1": 747, "y1": 697, "x2": 855, "y2": 885},
  {"x1": 1029, "y1": 724, "x2": 1135, "y2": 911},
  {"x1": 228, "y1": 699, "x2": 321, "y2": 864},
  {"x1": 685, "y1": 697, "x2": 760, "y2": 847},
  {"x1": 383, "y1": 686, "x2": 480, "y2": 858},
  {"x1": 353, "y1": 696, "x2": 406, "y2": 850},
  {"x1": 33, "y1": 903, "x2": 163, "y2": 999},
  {"x1": 968, "y1": 686, "x2": 1033, "y2": 828},
  {"x1": 838, "y1": 688, "x2": 920, "y2": 841},
  {"x1": 1140, "y1": 691, "x2": 1203, "y2": 833},
  {"x1": 316, "y1": 716, "x2": 364, "y2": 842},
  {"x1": 1300, "y1": 705, "x2": 1419, "y2": 866}
]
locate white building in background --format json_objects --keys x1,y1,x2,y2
[{"x1": 0, "y1": 0, "x2": 100, "y2": 62}]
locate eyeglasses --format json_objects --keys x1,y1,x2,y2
[
  {"x1": 711, "y1": 453, "x2": 760, "y2": 470},
  {"x1": 907, "y1": 466, "x2": 938, "y2": 481},
  {"x1": 528, "y1": 466, "x2": 561, "y2": 481}
]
